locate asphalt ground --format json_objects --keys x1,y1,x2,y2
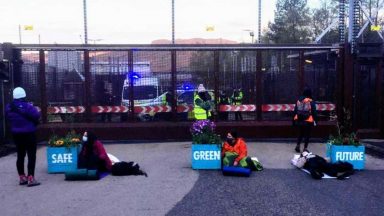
[{"x1": 0, "y1": 141, "x2": 383, "y2": 216}]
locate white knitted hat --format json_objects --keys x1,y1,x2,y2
[
  {"x1": 13, "y1": 87, "x2": 26, "y2": 99},
  {"x1": 197, "y1": 84, "x2": 206, "y2": 93}
]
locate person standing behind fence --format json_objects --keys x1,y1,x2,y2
[
  {"x1": 231, "y1": 88, "x2": 243, "y2": 121},
  {"x1": 218, "y1": 90, "x2": 230, "y2": 121},
  {"x1": 193, "y1": 84, "x2": 212, "y2": 120},
  {"x1": 6, "y1": 87, "x2": 41, "y2": 187},
  {"x1": 293, "y1": 87, "x2": 318, "y2": 153}
]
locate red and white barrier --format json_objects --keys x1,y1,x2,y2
[
  {"x1": 177, "y1": 105, "x2": 194, "y2": 113},
  {"x1": 134, "y1": 105, "x2": 172, "y2": 114},
  {"x1": 219, "y1": 104, "x2": 335, "y2": 112},
  {"x1": 316, "y1": 104, "x2": 336, "y2": 111},
  {"x1": 47, "y1": 106, "x2": 85, "y2": 114},
  {"x1": 219, "y1": 105, "x2": 256, "y2": 112},
  {"x1": 92, "y1": 106, "x2": 129, "y2": 113},
  {"x1": 37, "y1": 103, "x2": 336, "y2": 114},
  {"x1": 262, "y1": 104, "x2": 295, "y2": 112}
]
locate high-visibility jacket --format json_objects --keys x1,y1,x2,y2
[
  {"x1": 232, "y1": 90, "x2": 243, "y2": 105},
  {"x1": 193, "y1": 93, "x2": 208, "y2": 120},
  {"x1": 162, "y1": 93, "x2": 167, "y2": 105},
  {"x1": 293, "y1": 98, "x2": 314, "y2": 123},
  {"x1": 222, "y1": 138, "x2": 248, "y2": 163}
]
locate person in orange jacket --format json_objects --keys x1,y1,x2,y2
[
  {"x1": 222, "y1": 131, "x2": 247, "y2": 167},
  {"x1": 222, "y1": 131, "x2": 263, "y2": 171}
]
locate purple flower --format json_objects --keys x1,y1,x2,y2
[{"x1": 190, "y1": 120, "x2": 216, "y2": 135}]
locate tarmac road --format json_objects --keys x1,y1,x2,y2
[{"x1": 0, "y1": 141, "x2": 383, "y2": 216}]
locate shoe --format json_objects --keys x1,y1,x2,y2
[
  {"x1": 27, "y1": 176, "x2": 41, "y2": 187},
  {"x1": 294, "y1": 146, "x2": 300, "y2": 153},
  {"x1": 303, "y1": 148, "x2": 309, "y2": 153},
  {"x1": 19, "y1": 175, "x2": 28, "y2": 185}
]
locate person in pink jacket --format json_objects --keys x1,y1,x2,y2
[{"x1": 78, "y1": 131, "x2": 112, "y2": 172}]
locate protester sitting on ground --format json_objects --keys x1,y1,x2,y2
[
  {"x1": 292, "y1": 150, "x2": 354, "y2": 180},
  {"x1": 222, "y1": 131, "x2": 262, "y2": 171},
  {"x1": 78, "y1": 131, "x2": 112, "y2": 172}
]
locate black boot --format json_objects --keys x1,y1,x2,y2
[{"x1": 295, "y1": 145, "x2": 301, "y2": 153}]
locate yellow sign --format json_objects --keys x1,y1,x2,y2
[
  {"x1": 206, "y1": 26, "x2": 215, "y2": 32},
  {"x1": 24, "y1": 25, "x2": 34, "y2": 31},
  {"x1": 370, "y1": 25, "x2": 381, "y2": 31}
]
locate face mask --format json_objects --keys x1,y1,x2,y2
[
  {"x1": 226, "y1": 138, "x2": 234, "y2": 144},
  {"x1": 82, "y1": 136, "x2": 88, "y2": 142}
]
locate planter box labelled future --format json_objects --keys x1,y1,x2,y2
[{"x1": 326, "y1": 143, "x2": 365, "y2": 170}]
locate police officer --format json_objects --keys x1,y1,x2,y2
[
  {"x1": 218, "y1": 90, "x2": 230, "y2": 121},
  {"x1": 231, "y1": 88, "x2": 243, "y2": 121},
  {"x1": 193, "y1": 84, "x2": 212, "y2": 120}
]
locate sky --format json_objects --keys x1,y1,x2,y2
[{"x1": 0, "y1": 0, "x2": 320, "y2": 44}]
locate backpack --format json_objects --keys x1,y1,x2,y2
[
  {"x1": 111, "y1": 161, "x2": 148, "y2": 177},
  {"x1": 296, "y1": 98, "x2": 311, "y2": 121}
]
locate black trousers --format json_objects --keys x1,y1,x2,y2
[
  {"x1": 296, "y1": 124, "x2": 312, "y2": 149},
  {"x1": 235, "y1": 112, "x2": 243, "y2": 121},
  {"x1": 13, "y1": 132, "x2": 37, "y2": 176}
]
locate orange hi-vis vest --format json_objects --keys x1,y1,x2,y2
[{"x1": 294, "y1": 98, "x2": 314, "y2": 123}]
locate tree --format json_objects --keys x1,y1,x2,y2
[
  {"x1": 312, "y1": 0, "x2": 339, "y2": 43},
  {"x1": 360, "y1": 0, "x2": 384, "y2": 42},
  {"x1": 267, "y1": 0, "x2": 312, "y2": 43}
]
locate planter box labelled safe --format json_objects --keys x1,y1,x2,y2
[
  {"x1": 192, "y1": 144, "x2": 221, "y2": 170},
  {"x1": 47, "y1": 146, "x2": 79, "y2": 173},
  {"x1": 326, "y1": 143, "x2": 365, "y2": 170}
]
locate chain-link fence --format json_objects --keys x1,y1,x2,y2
[{"x1": 16, "y1": 45, "x2": 339, "y2": 123}]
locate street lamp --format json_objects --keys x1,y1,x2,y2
[
  {"x1": 172, "y1": 0, "x2": 175, "y2": 44},
  {"x1": 243, "y1": 29, "x2": 254, "y2": 43},
  {"x1": 88, "y1": 39, "x2": 103, "y2": 44},
  {"x1": 83, "y1": 0, "x2": 88, "y2": 44}
]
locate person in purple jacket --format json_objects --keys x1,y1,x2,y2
[{"x1": 6, "y1": 87, "x2": 41, "y2": 187}]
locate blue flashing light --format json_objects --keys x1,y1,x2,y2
[
  {"x1": 183, "y1": 83, "x2": 194, "y2": 90},
  {"x1": 129, "y1": 72, "x2": 141, "y2": 79}
]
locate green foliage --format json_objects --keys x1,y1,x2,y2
[
  {"x1": 328, "y1": 108, "x2": 361, "y2": 146},
  {"x1": 192, "y1": 132, "x2": 222, "y2": 145},
  {"x1": 267, "y1": 0, "x2": 312, "y2": 43},
  {"x1": 48, "y1": 130, "x2": 82, "y2": 148},
  {"x1": 311, "y1": 0, "x2": 339, "y2": 43}
]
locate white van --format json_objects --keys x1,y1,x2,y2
[{"x1": 121, "y1": 77, "x2": 163, "y2": 107}]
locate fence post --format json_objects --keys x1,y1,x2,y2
[
  {"x1": 336, "y1": 46, "x2": 345, "y2": 123},
  {"x1": 128, "y1": 50, "x2": 134, "y2": 122},
  {"x1": 256, "y1": 50, "x2": 262, "y2": 121},
  {"x1": 214, "y1": 50, "x2": 219, "y2": 121},
  {"x1": 298, "y1": 50, "x2": 305, "y2": 95},
  {"x1": 39, "y1": 50, "x2": 47, "y2": 123},
  {"x1": 376, "y1": 58, "x2": 383, "y2": 135},
  {"x1": 84, "y1": 50, "x2": 91, "y2": 122},
  {"x1": 171, "y1": 50, "x2": 177, "y2": 121}
]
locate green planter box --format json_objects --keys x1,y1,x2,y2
[
  {"x1": 326, "y1": 143, "x2": 365, "y2": 170},
  {"x1": 191, "y1": 144, "x2": 221, "y2": 170},
  {"x1": 47, "y1": 146, "x2": 79, "y2": 173}
]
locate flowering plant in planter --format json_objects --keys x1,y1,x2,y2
[
  {"x1": 327, "y1": 108, "x2": 361, "y2": 146},
  {"x1": 48, "y1": 130, "x2": 82, "y2": 148},
  {"x1": 190, "y1": 120, "x2": 221, "y2": 144}
]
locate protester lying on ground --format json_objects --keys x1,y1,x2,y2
[
  {"x1": 111, "y1": 161, "x2": 147, "y2": 177},
  {"x1": 222, "y1": 131, "x2": 263, "y2": 171},
  {"x1": 292, "y1": 150, "x2": 354, "y2": 180},
  {"x1": 78, "y1": 131, "x2": 112, "y2": 172}
]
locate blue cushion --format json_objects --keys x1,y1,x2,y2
[{"x1": 222, "y1": 166, "x2": 251, "y2": 177}]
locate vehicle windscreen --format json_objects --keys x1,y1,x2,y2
[{"x1": 122, "y1": 86, "x2": 157, "y2": 100}]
